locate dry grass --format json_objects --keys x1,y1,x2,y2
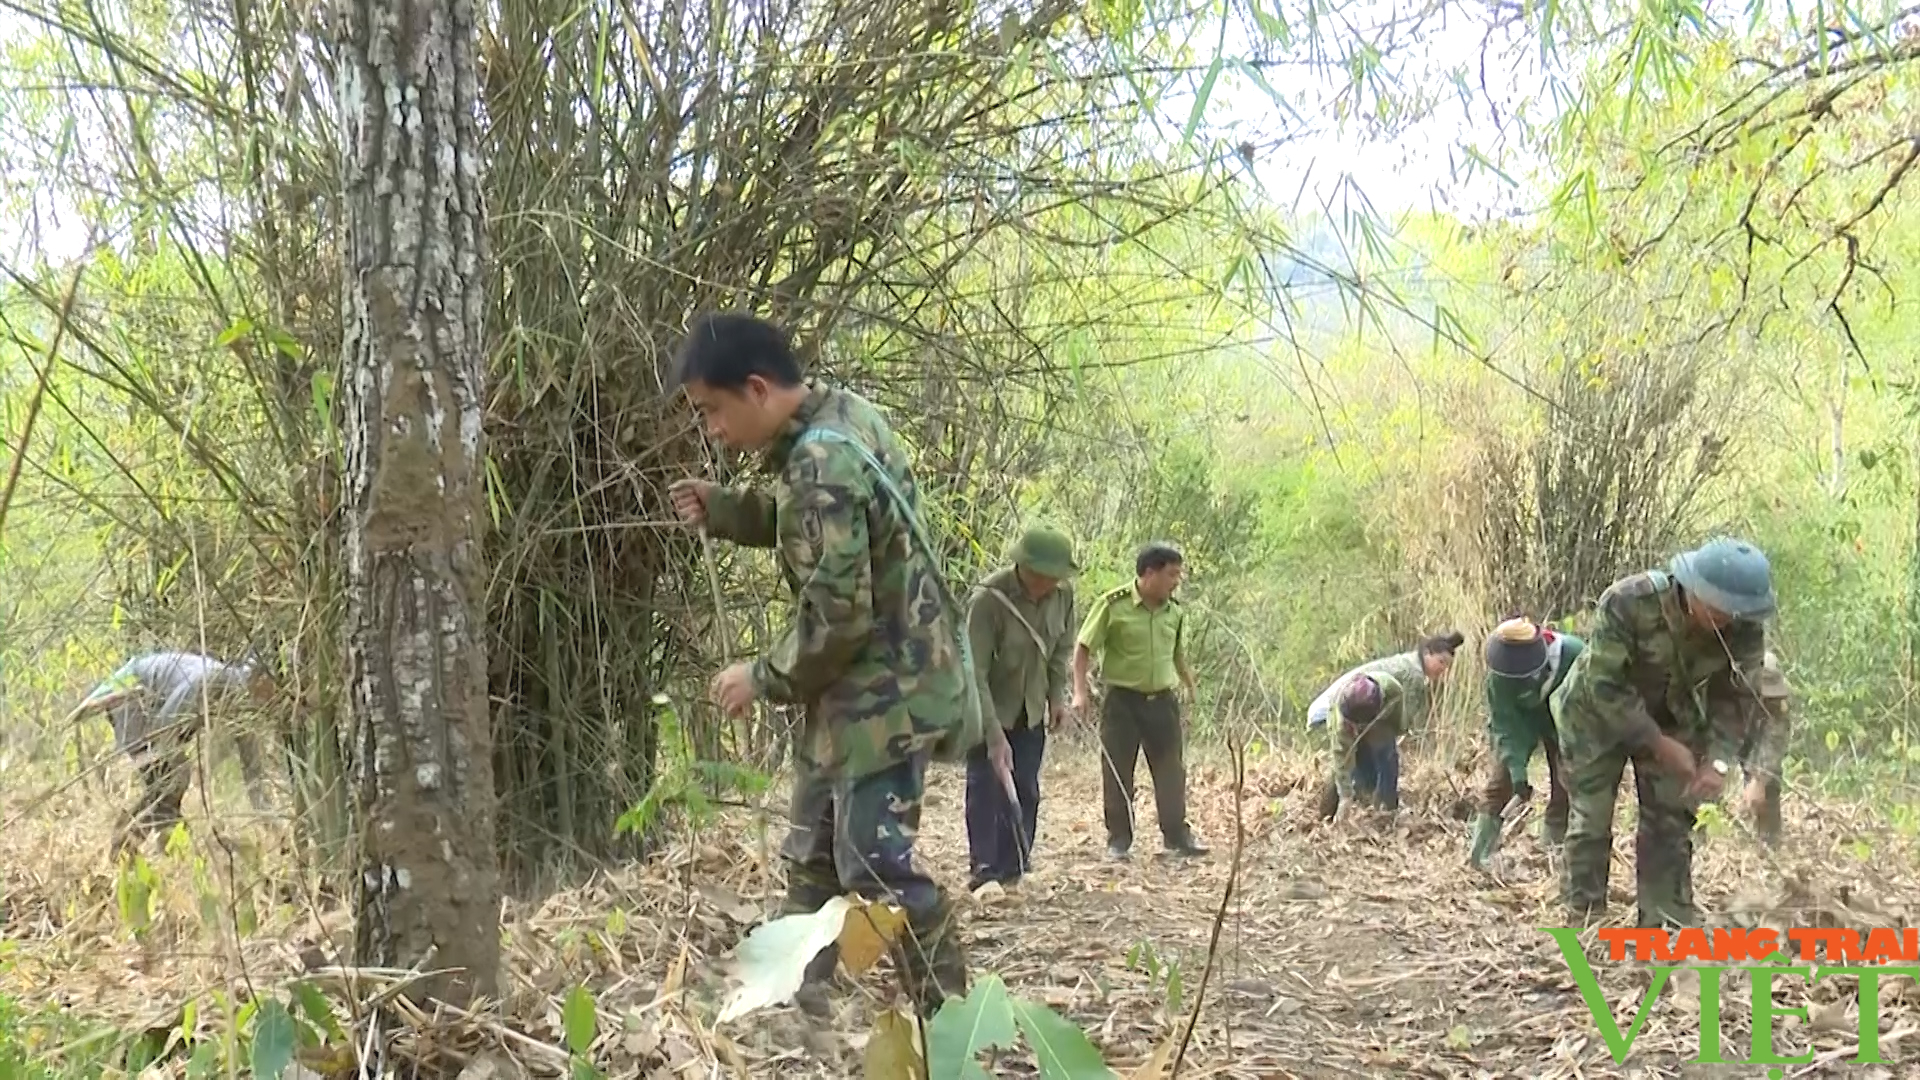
[{"x1": 2, "y1": 738, "x2": 1917, "y2": 1078}]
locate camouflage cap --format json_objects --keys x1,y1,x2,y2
[
  {"x1": 1670, "y1": 537, "x2": 1777, "y2": 621},
  {"x1": 1012, "y1": 525, "x2": 1079, "y2": 580}
]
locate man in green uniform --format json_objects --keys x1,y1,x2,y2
[
  {"x1": 1551, "y1": 537, "x2": 1776, "y2": 928},
  {"x1": 963, "y1": 525, "x2": 1077, "y2": 891},
  {"x1": 1468, "y1": 617, "x2": 1584, "y2": 869},
  {"x1": 1071, "y1": 543, "x2": 1208, "y2": 861},
  {"x1": 667, "y1": 313, "x2": 988, "y2": 1018},
  {"x1": 1737, "y1": 649, "x2": 1791, "y2": 845},
  {"x1": 1327, "y1": 672, "x2": 1408, "y2": 823}
]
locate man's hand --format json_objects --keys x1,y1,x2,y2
[
  {"x1": 1070, "y1": 685, "x2": 1090, "y2": 716},
  {"x1": 709, "y1": 662, "x2": 756, "y2": 719},
  {"x1": 1686, "y1": 763, "x2": 1727, "y2": 802},
  {"x1": 1739, "y1": 777, "x2": 1768, "y2": 818},
  {"x1": 1649, "y1": 733, "x2": 1697, "y2": 779},
  {"x1": 668, "y1": 479, "x2": 714, "y2": 528},
  {"x1": 987, "y1": 729, "x2": 1014, "y2": 782},
  {"x1": 1048, "y1": 699, "x2": 1069, "y2": 731}
]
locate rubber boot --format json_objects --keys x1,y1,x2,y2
[
  {"x1": 897, "y1": 898, "x2": 969, "y2": 1019},
  {"x1": 1543, "y1": 813, "x2": 1567, "y2": 848},
  {"x1": 1468, "y1": 812, "x2": 1502, "y2": 869}
]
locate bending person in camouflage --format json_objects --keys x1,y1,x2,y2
[
  {"x1": 1737, "y1": 650, "x2": 1791, "y2": 844},
  {"x1": 1327, "y1": 672, "x2": 1408, "y2": 821},
  {"x1": 1551, "y1": 538, "x2": 1776, "y2": 928},
  {"x1": 963, "y1": 525, "x2": 1078, "y2": 892},
  {"x1": 667, "y1": 313, "x2": 987, "y2": 1019},
  {"x1": 1310, "y1": 631, "x2": 1464, "y2": 820},
  {"x1": 1468, "y1": 618, "x2": 1583, "y2": 869},
  {"x1": 65, "y1": 651, "x2": 277, "y2": 850}
]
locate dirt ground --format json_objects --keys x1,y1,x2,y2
[{"x1": 2, "y1": 737, "x2": 1917, "y2": 1078}]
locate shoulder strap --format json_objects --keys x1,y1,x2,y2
[
  {"x1": 794, "y1": 427, "x2": 985, "y2": 724},
  {"x1": 985, "y1": 585, "x2": 1048, "y2": 654},
  {"x1": 795, "y1": 428, "x2": 946, "y2": 585}
]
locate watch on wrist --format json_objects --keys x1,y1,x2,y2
[{"x1": 1712, "y1": 759, "x2": 1729, "y2": 776}]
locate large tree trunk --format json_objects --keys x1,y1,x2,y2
[{"x1": 336, "y1": 0, "x2": 499, "y2": 1006}]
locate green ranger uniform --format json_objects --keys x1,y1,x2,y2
[
  {"x1": 702, "y1": 382, "x2": 968, "y2": 1016},
  {"x1": 1739, "y1": 650, "x2": 1791, "y2": 844},
  {"x1": 1551, "y1": 541, "x2": 1774, "y2": 928},
  {"x1": 1468, "y1": 627, "x2": 1583, "y2": 867},
  {"x1": 1328, "y1": 670, "x2": 1407, "y2": 807},
  {"x1": 1077, "y1": 583, "x2": 1197, "y2": 853}
]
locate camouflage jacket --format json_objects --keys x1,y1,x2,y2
[
  {"x1": 1329, "y1": 670, "x2": 1407, "y2": 802},
  {"x1": 1485, "y1": 631, "x2": 1584, "y2": 785},
  {"x1": 86, "y1": 652, "x2": 249, "y2": 760},
  {"x1": 1740, "y1": 651, "x2": 1792, "y2": 781},
  {"x1": 702, "y1": 383, "x2": 969, "y2": 780},
  {"x1": 1309, "y1": 650, "x2": 1431, "y2": 730},
  {"x1": 1550, "y1": 569, "x2": 1766, "y2": 768}
]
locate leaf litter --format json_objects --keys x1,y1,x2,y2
[{"x1": 1, "y1": 745, "x2": 1917, "y2": 1077}]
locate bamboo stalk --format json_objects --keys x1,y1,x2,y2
[{"x1": 0, "y1": 247, "x2": 92, "y2": 544}]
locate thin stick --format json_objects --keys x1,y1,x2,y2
[
  {"x1": 1172, "y1": 732, "x2": 1246, "y2": 1077},
  {"x1": 691, "y1": 438, "x2": 779, "y2": 887},
  {"x1": 0, "y1": 246, "x2": 92, "y2": 543},
  {"x1": 699, "y1": 526, "x2": 730, "y2": 664}
]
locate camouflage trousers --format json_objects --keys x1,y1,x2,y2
[
  {"x1": 115, "y1": 728, "x2": 274, "y2": 852},
  {"x1": 781, "y1": 750, "x2": 967, "y2": 1018},
  {"x1": 119, "y1": 740, "x2": 193, "y2": 850},
  {"x1": 1737, "y1": 738, "x2": 1783, "y2": 845},
  {"x1": 1561, "y1": 730, "x2": 1699, "y2": 928}
]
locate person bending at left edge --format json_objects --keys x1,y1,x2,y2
[{"x1": 665, "y1": 312, "x2": 997, "y2": 1021}]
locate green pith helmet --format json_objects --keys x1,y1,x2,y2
[
  {"x1": 1669, "y1": 537, "x2": 1777, "y2": 620},
  {"x1": 1012, "y1": 525, "x2": 1079, "y2": 581}
]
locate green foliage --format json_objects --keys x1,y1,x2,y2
[
  {"x1": 1124, "y1": 940, "x2": 1186, "y2": 1015},
  {"x1": 562, "y1": 986, "x2": 597, "y2": 1056},
  {"x1": 0, "y1": 993, "x2": 119, "y2": 1080},
  {"x1": 245, "y1": 1000, "x2": 295, "y2": 1080},
  {"x1": 615, "y1": 695, "x2": 771, "y2": 839},
  {"x1": 1008, "y1": 998, "x2": 1115, "y2": 1079},
  {"x1": 561, "y1": 986, "x2": 603, "y2": 1080},
  {"x1": 0, "y1": 980, "x2": 347, "y2": 1080},
  {"x1": 113, "y1": 852, "x2": 159, "y2": 938},
  {"x1": 926, "y1": 975, "x2": 1115, "y2": 1079}
]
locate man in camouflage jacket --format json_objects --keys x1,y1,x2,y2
[
  {"x1": 668, "y1": 313, "x2": 993, "y2": 1019},
  {"x1": 1550, "y1": 538, "x2": 1776, "y2": 928}
]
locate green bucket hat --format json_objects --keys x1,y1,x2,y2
[{"x1": 1012, "y1": 525, "x2": 1079, "y2": 580}]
